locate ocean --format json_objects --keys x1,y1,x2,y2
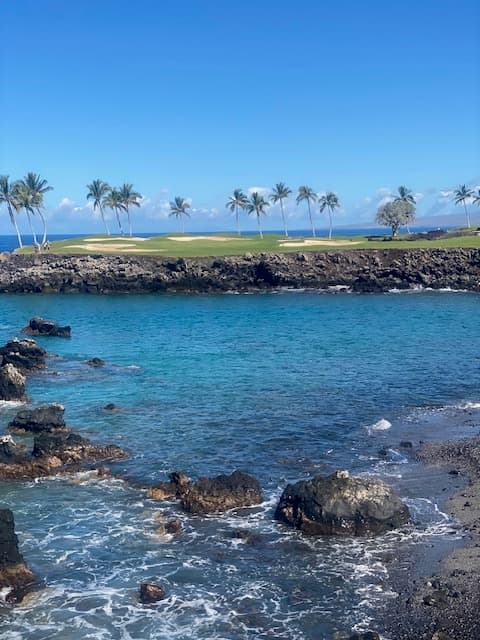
[{"x1": 0, "y1": 290, "x2": 479, "y2": 638}]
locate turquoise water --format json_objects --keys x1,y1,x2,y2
[{"x1": 0, "y1": 291, "x2": 479, "y2": 639}]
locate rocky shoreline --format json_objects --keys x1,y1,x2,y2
[{"x1": 0, "y1": 248, "x2": 479, "y2": 293}]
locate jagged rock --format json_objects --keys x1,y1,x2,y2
[
  {"x1": 103, "y1": 403, "x2": 121, "y2": 411},
  {"x1": 85, "y1": 357, "x2": 105, "y2": 367},
  {"x1": 0, "y1": 436, "x2": 26, "y2": 463},
  {"x1": 8, "y1": 403, "x2": 67, "y2": 433},
  {"x1": 147, "y1": 471, "x2": 191, "y2": 501},
  {"x1": 0, "y1": 509, "x2": 37, "y2": 603},
  {"x1": 181, "y1": 470, "x2": 263, "y2": 515},
  {"x1": 0, "y1": 364, "x2": 27, "y2": 401},
  {"x1": 274, "y1": 470, "x2": 410, "y2": 536},
  {"x1": 139, "y1": 582, "x2": 166, "y2": 604},
  {"x1": 154, "y1": 518, "x2": 182, "y2": 536},
  {"x1": 0, "y1": 338, "x2": 47, "y2": 371},
  {"x1": 22, "y1": 316, "x2": 71, "y2": 337},
  {"x1": 348, "y1": 633, "x2": 381, "y2": 640}
]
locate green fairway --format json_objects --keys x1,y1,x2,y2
[{"x1": 17, "y1": 231, "x2": 480, "y2": 257}]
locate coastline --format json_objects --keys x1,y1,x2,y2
[{"x1": 0, "y1": 247, "x2": 480, "y2": 294}]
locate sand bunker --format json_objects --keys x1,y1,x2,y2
[
  {"x1": 87, "y1": 237, "x2": 148, "y2": 242},
  {"x1": 279, "y1": 239, "x2": 361, "y2": 247},
  {"x1": 167, "y1": 235, "x2": 239, "y2": 242},
  {"x1": 64, "y1": 244, "x2": 140, "y2": 251}
]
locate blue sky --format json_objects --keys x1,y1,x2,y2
[{"x1": 1, "y1": 0, "x2": 479, "y2": 234}]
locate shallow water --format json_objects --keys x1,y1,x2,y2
[{"x1": 0, "y1": 291, "x2": 479, "y2": 639}]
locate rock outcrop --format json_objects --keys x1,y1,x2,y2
[
  {"x1": 85, "y1": 357, "x2": 105, "y2": 367},
  {"x1": 139, "y1": 582, "x2": 166, "y2": 604},
  {"x1": 22, "y1": 316, "x2": 71, "y2": 337},
  {"x1": 147, "y1": 471, "x2": 190, "y2": 501},
  {"x1": 181, "y1": 470, "x2": 263, "y2": 514},
  {"x1": 0, "y1": 509, "x2": 37, "y2": 603},
  {"x1": 0, "y1": 249, "x2": 479, "y2": 294},
  {"x1": 0, "y1": 364, "x2": 27, "y2": 401},
  {"x1": 8, "y1": 403, "x2": 67, "y2": 433},
  {"x1": 274, "y1": 470, "x2": 410, "y2": 536},
  {"x1": 0, "y1": 338, "x2": 47, "y2": 371}
]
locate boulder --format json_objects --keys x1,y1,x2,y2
[
  {"x1": 22, "y1": 316, "x2": 71, "y2": 338},
  {"x1": 147, "y1": 471, "x2": 191, "y2": 501},
  {"x1": 181, "y1": 470, "x2": 263, "y2": 515},
  {"x1": 155, "y1": 518, "x2": 182, "y2": 536},
  {"x1": 139, "y1": 582, "x2": 166, "y2": 604},
  {"x1": 0, "y1": 338, "x2": 47, "y2": 371},
  {"x1": 85, "y1": 358, "x2": 105, "y2": 367},
  {"x1": 0, "y1": 509, "x2": 36, "y2": 603},
  {"x1": 0, "y1": 435, "x2": 26, "y2": 464},
  {"x1": 0, "y1": 364, "x2": 27, "y2": 401},
  {"x1": 8, "y1": 403, "x2": 67, "y2": 433},
  {"x1": 274, "y1": 470, "x2": 410, "y2": 536}
]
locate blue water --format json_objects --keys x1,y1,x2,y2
[
  {"x1": 0, "y1": 291, "x2": 479, "y2": 639},
  {"x1": 0, "y1": 227, "x2": 449, "y2": 253}
]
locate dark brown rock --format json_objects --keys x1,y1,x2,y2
[
  {"x1": 139, "y1": 582, "x2": 166, "y2": 604},
  {"x1": 0, "y1": 338, "x2": 47, "y2": 371},
  {"x1": 0, "y1": 509, "x2": 37, "y2": 603},
  {"x1": 0, "y1": 364, "x2": 27, "y2": 401},
  {"x1": 147, "y1": 471, "x2": 191, "y2": 501},
  {"x1": 181, "y1": 470, "x2": 263, "y2": 515},
  {"x1": 22, "y1": 316, "x2": 71, "y2": 337},
  {"x1": 275, "y1": 470, "x2": 410, "y2": 536},
  {"x1": 8, "y1": 403, "x2": 67, "y2": 433},
  {"x1": 85, "y1": 357, "x2": 105, "y2": 367}
]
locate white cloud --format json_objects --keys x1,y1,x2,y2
[
  {"x1": 58, "y1": 197, "x2": 74, "y2": 208},
  {"x1": 247, "y1": 186, "x2": 270, "y2": 196}
]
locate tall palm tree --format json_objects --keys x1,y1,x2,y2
[
  {"x1": 247, "y1": 192, "x2": 270, "y2": 239},
  {"x1": 318, "y1": 192, "x2": 340, "y2": 239},
  {"x1": 13, "y1": 182, "x2": 38, "y2": 245},
  {"x1": 87, "y1": 179, "x2": 111, "y2": 235},
  {"x1": 270, "y1": 182, "x2": 292, "y2": 237},
  {"x1": 225, "y1": 189, "x2": 248, "y2": 235},
  {"x1": 473, "y1": 189, "x2": 480, "y2": 209},
  {"x1": 394, "y1": 186, "x2": 416, "y2": 232},
  {"x1": 103, "y1": 188, "x2": 126, "y2": 235},
  {"x1": 19, "y1": 173, "x2": 53, "y2": 245},
  {"x1": 0, "y1": 176, "x2": 23, "y2": 248},
  {"x1": 453, "y1": 184, "x2": 474, "y2": 228},
  {"x1": 296, "y1": 186, "x2": 317, "y2": 237},
  {"x1": 119, "y1": 183, "x2": 142, "y2": 237},
  {"x1": 169, "y1": 197, "x2": 191, "y2": 234}
]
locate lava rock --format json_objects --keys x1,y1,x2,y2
[
  {"x1": 85, "y1": 357, "x2": 105, "y2": 367},
  {"x1": 103, "y1": 403, "x2": 121, "y2": 411},
  {"x1": 181, "y1": 470, "x2": 263, "y2": 515},
  {"x1": 22, "y1": 316, "x2": 71, "y2": 338},
  {"x1": 0, "y1": 436, "x2": 26, "y2": 463},
  {"x1": 0, "y1": 338, "x2": 47, "y2": 371},
  {"x1": 8, "y1": 403, "x2": 67, "y2": 433},
  {"x1": 0, "y1": 363, "x2": 27, "y2": 401},
  {"x1": 139, "y1": 582, "x2": 166, "y2": 604},
  {"x1": 0, "y1": 509, "x2": 36, "y2": 603},
  {"x1": 32, "y1": 432, "x2": 87, "y2": 458},
  {"x1": 147, "y1": 471, "x2": 191, "y2": 501},
  {"x1": 348, "y1": 633, "x2": 381, "y2": 640},
  {"x1": 274, "y1": 470, "x2": 410, "y2": 536}
]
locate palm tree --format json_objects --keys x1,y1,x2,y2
[
  {"x1": 225, "y1": 189, "x2": 248, "y2": 235},
  {"x1": 103, "y1": 188, "x2": 126, "y2": 235},
  {"x1": 247, "y1": 192, "x2": 270, "y2": 239},
  {"x1": 13, "y1": 182, "x2": 38, "y2": 245},
  {"x1": 169, "y1": 197, "x2": 191, "y2": 233},
  {"x1": 270, "y1": 182, "x2": 292, "y2": 237},
  {"x1": 87, "y1": 179, "x2": 111, "y2": 235},
  {"x1": 19, "y1": 173, "x2": 52, "y2": 245},
  {"x1": 318, "y1": 192, "x2": 340, "y2": 239},
  {"x1": 119, "y1": 183, "x2": 142, "y2": 237},
  {"x1": 394, "y1": 186, "x2": 416, "y2": 232},
  {"x1": 453, "y1": 184, "x2": 474, "y2": 228},
  {"x1": 296, "y1": 186, "x2": 317, "y2": 237},
  {"x1": 473, "y1": 189, "x2": 480, "y2": 209},
  {"x1": 0, "y1": 176, "x2": 23, "y2": 248}
]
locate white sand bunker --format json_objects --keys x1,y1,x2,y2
[
  {"x1": 64, "y1": 243, "x2": 141, "y2": 251},
  {"x1": 167, "y1": 235, "x2": 239, "y2": 242},
  {"x1": 279, "y1": 239, "x2": 361, "y2": 247},
  {"x1": 87, "y1": 237, "x2": 148, "y2": 242}
]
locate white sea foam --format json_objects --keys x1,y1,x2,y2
[{"x1": 366, "y1": 418, "x2": 392, "y2": 434}]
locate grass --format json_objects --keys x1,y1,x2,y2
[{"x1": 17, "y1": 230, "x2": 480, "y2": 258}]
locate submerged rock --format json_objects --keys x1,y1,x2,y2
[
  {"x1": 0, "y1": 364, "x2": 27, "y2": 401},
  {"x1": 0, "y1": 509, "x2": 37, "y2": 603},
  {"x1": 8, "y1": 403, "x2": 67, "y2": 433},
  {"x1": 139, "y1": 582, "x2": 166, "y2": 604},
  {"x1": 0, "y1": 338, "x2": 47, "y2": 371},
  {"x1": 348, "y1": 633, "x2": 381, "y2": 640},
  {"x1": 181, "y1": 470, "x2": 264, "y2": 515},
  {"x1": 22, "y1": 316, "x2": 71, "y2": 338},
  {"x1": 85, "y1": 357, "x2": 105, "y2": 367},
  {"x1": 274, "y1": 470, "x2": 410, "y2": 536}
]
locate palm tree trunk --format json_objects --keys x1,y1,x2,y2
[
  {"x1": 25, "y1": 209, "x2": 38, "y2": 245},
  {"x1": 328, "y1": 209, "x2": 333, "y2": 239},
  {"x1": 257, "y1": 212, "x2": 263, "y2": 239},
  {"x1": 280, "y1": 201, "x2": 288, "y2": 237},
  {"x1": 37, "y1": 208, "x2": 47, "y2": 245},
  {"x1": 181, "y1": 216, "x2": 184, "y2": 234},
  {"x1": 308, "y1": 202, "x2": 316, "y2": 237},
  {"x1": 127, "y1": 207, "x2": 132, "y2": 236},
  {"x1": 236, "y1": 206, "x2": 240, "y2": 235},
  {"x1": 100, "y1": 206, "x2": 110, "y2": 235},
  {"x1": 115, "y1": 208, "x2": 124, "y2": 235},
  {"x1": 464, "y1": 202, "x2": 471, "y2": 228},
  {"x1": 8, "y1": 203, "x2": 22, "y2": 248}
]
